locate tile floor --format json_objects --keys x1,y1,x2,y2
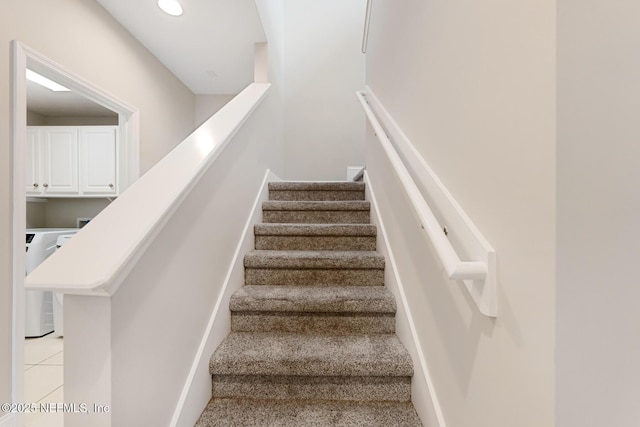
[{"x1": 24, "y1": 334, "x2": 64, "y2": 427}]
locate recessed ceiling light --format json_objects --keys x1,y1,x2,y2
[
  {"x1": 26, "y1": 70, "x2": 70, "y2": 92},
  {"x1": 158, "y1": 0, "x2": 183, "y2": 16}
]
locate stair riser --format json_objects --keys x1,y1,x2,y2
[
  {"x1": 269, "y1": 190, "x2": 365, "y2": 201},
  {"x1": 196, "y1": 399, "x2": 423, "y2": 427},
  {"x1": 263, "y1": 210, "x2": 370, "y2": 224},
  {"x1": 245, "y1": 269, "x2": 385, "y2": 286},
  {"x1": 232, "y1": 313, "x2": 395, "y2": 335},
  {"x1": 255, "y1": 235, "x2": 376, "y2": 251},
  {"x1": 212, "y1": 375, "x2": 411, "y2": 403}
]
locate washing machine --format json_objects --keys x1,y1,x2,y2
[{"x1": 25, "y1": 228, "x2": 78, "y2": 338}]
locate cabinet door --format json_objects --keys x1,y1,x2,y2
[
  {"x1": 79, "y1": 127, "x2": 118, "y2": 195},
  {"x1": 25, "y1": 128, "x2": 42, "y2": 195},
  {"x1": 42, "y1": 127, "x2": 79, "y2": 195}
]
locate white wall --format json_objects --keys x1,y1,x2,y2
[
  {"x1": 26, "y1": 199, "x2": 111, "y2": 229},
  {"x1": 26, "y1": 110, "x2": 45, "y2": 125},
  {"x1": 194, "y1": 94, "x2": 236, "y2": 127},
  {"x1": 282, "y1": 0, "x2": 366, "y2": 180},
  {"x1": 0, "y1": 0, "x2": 196, "y2": 407},
  {"x1": 26, "y1": 202, "x2": 46, "y2": 229},
  {"x1": 27, "y1": 113, "x2": 118, "y2": 126},
  {"x1": 254, "y1": 0, "x2": 365, "y2": 181},
  {"x1": 365, "y1": 1, "x2": 556, "y2": 426},
  {"x1": 255, "y1": 0, "x2": 286, "y2": 171},
  {"x1": 38, "y1": 116, "x2": 118, "y2": 126},
  {"x1": 44, "y1": 199, "x2": 112, "y2": 228},
  {"x1": 556, "y1": 1, "x2": 640, "y2": 425}
]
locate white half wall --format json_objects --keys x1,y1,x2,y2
[
  {"x1": 104, "y1": 88, "x2": 283, "y2": 426},
  {"x1": 556, "y1": 1, "x2": 640, "y2": 425},
  {"x1": 171, "y1": 170, "x2": 280, "y2": 427}
]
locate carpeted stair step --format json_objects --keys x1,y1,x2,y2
[
  {"x1": 195, "y1": 398, "x2": 422, "y2": 427},
  {"x1": 254, "y1": 224, "x2": 377, "y2": 251},
  {"x1": 244, "y1": 250, "x2": 385, "y2": 286},
  {"x1": 262, "y1": 200, "x2": 371, "y2": 224},
  {"x1": 269, "y1": 181, "x2": 365, "y2": 201},
  {"x1": 209, "y1": 332, "x2": 413, "y2": 402},
  {"x1": 230, "y1": 285, "x2": 396, "y2": 334},
  {"x1": 210, "y1": 331, "x2": 412, "y2": 376}
]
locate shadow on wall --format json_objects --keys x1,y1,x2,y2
[{"x1": 27, "y1": 198, "x2": 112, "y2": 229}]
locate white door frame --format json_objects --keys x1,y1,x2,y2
[{"x1": 10, "y1": 41, "x2": 140, "y2": 421}]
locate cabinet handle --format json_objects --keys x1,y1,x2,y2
[
  {"x1": 33, "y1": 183, "x2": 39, "y2": 188},
  {"x1": 109, "y1": 183, "x2": 114, "y2": 188},
  {"x1": 43, "y1": 183, "x2": 49, "y2": 188}
]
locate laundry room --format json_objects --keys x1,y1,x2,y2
[{"x1": 23, "y1": 68, "x2": 121, "y2": 427}]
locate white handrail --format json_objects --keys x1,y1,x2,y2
[
  {"x1": 361, "y1": 0, "x2": 372, "y2": 53},
  {"x1": 356, "y1": 91, "x2": 487, "y2": 282}
]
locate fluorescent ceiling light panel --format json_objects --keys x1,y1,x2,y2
[
  {"x1": 26, "y1": 70, "x2": 70, "y2": 92},
  {"x1": 158, "y1": 0, "x2": 183, "y2": 16}
]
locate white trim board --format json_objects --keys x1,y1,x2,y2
[
  {"x1": 170, "y1": 169, "x2": 281, "y2": 427},
  {"x1": 365, "y1": 172, "x2": 446, "y2": 427}
]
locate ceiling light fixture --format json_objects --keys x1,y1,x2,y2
[
  {"x1": 26, "y1": 70, "x2": 70, "y2": 92},
  {"x1": 158, "y1": 0, "x2": 183, "y2": 16}
]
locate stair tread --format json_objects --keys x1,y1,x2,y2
[
  {"x1": 210, "y1": 332, "x2": 413, "y2": 377},
  {"x1": 269, "y1": 181, "x2": 365, "y2": 191},
  {"x1": 195, "y1": 398, "x2": 423, "y2": 427},
  {"x1": 230, "y1": 285, "x2": 396, "y2": 313},
  {"x1": 244, "y1": 250, "x2": 385, "y2": 269},
  {"x1": 255, "y1": 223, "x2": 376, "y2": 236},
  {"x1": 262, "y1": 200, "x2": 370, "y2": 211}
]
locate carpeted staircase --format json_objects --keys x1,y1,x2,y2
[{"x1": 196, "y1": 182, "x2": 422, "y2": 426}]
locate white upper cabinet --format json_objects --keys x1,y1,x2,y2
[
  {"x1": 27, "y1": 126, "x2": 118, "y2": 197},
  {"x1": 79, "y1": 127, "x2": 118, "y2": 195},
  {"x1": 42, "y1": 127, "x2": 79, "y2": 195}
]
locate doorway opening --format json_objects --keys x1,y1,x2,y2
[{"x1": 10, "y1": 41, "x2": 140, "y2": 426}]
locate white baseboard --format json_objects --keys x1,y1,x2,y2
[
  {"x1": 0, "y1": 413, "x2": 16, "y2": 427},
  {"x1": 169, "y1": 169, "x2": 279, "y2": 427},
  {"x1": 365, "y1": 172, "x2": 446, "y2": 427}
]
